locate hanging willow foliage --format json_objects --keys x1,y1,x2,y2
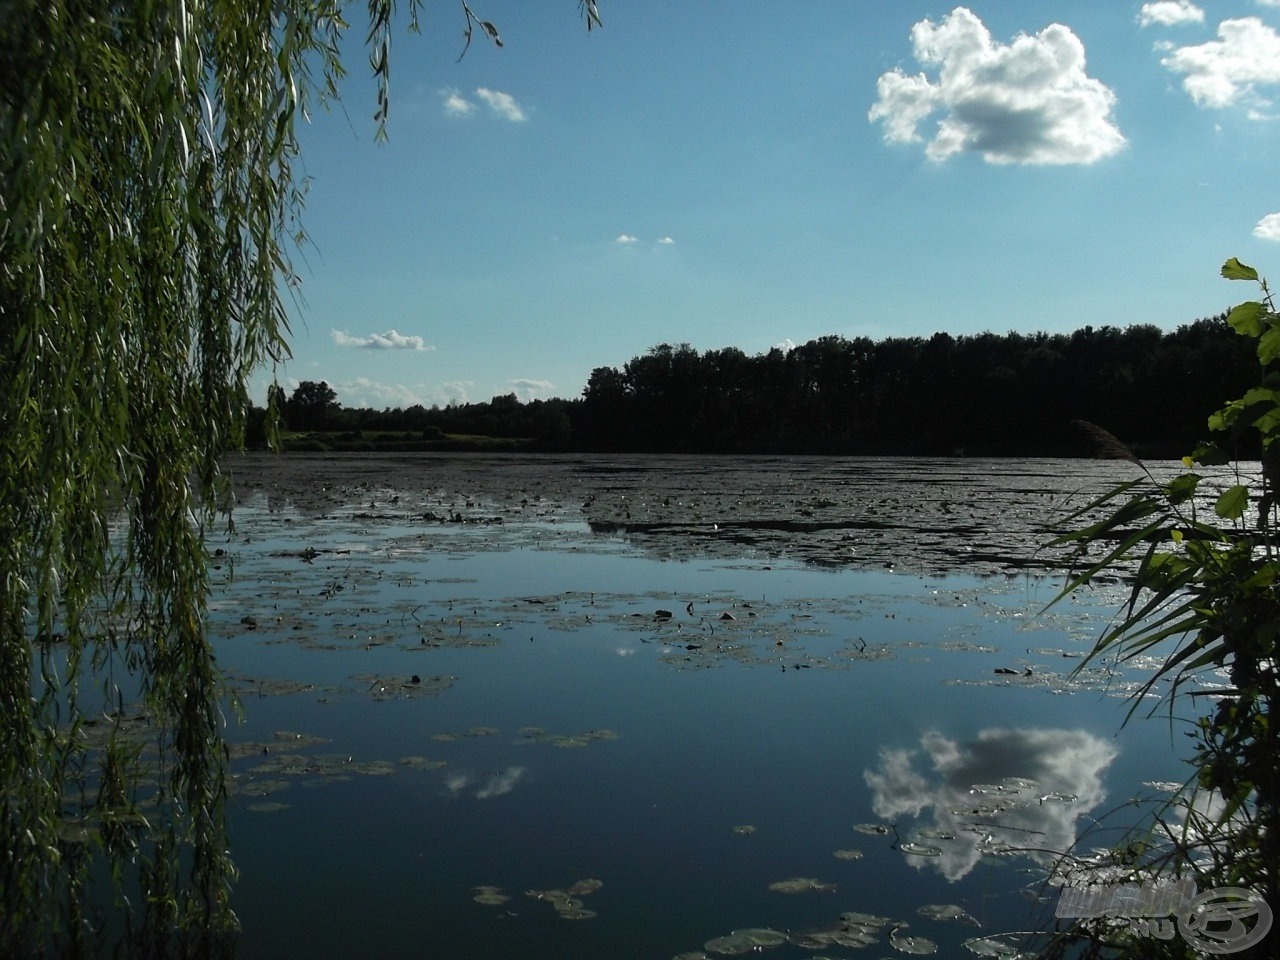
[{"x1": 1, "y1": 1, "x2": 601, "y2": 955}]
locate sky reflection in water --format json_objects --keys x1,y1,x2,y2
[{"x1": 211, "y1": 493, "x2": 1195, "y2": 959}]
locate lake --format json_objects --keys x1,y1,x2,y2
[{"x1": 209, "y1": 453, "x2": 1211, "y2": 959}]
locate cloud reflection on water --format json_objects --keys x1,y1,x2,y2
[
  {"x1": 444, "y1": 766, "x2": 527, "y2": 800},
  {"x1": 865, "y1": 727, "x2": 1117, "y2": 881}
]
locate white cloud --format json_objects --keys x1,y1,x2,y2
[
  {"x1": 868, "y1": 7, "x2": 1125, "y2": 165},
  {"x1": 1138, "y1": 2, "x2": 1205, "y2": 28},
  {"x1": 436, "y1": 380, "x2": 473, "y2": 405},
  {"x1": 615, "y1": 234, "x2": 639, "y2": 244},
  {"x1": 772, "y1": 339, "x2": 797, "y2": 353},
  {"x1": 334, "y1": 377, "x2": 431, "y2": 409},
  {"x1": 1160, "y1": 17, "x2": 1280, "y2": 111},
  {"x1": 441, "y1": 88, "x2": 475, "y2": 117},
  {"x1": 1254, "y1": 212, "x2": 1280, "y2": 239},
  {"x1": 331, "y1": 329, "x2": 432, "y2": 351},
  {"x1": 475, "y1": 87, "x2": 526, "y2": 122},
  {"x1": 657, "y1": 236, "x2": 676, "y2": 245},
  {"x1": 509, "y1": 378, "x2": 555, "y2": 401}
]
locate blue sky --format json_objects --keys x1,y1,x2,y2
[{"x1": 264, "y1": 1, "x2": 1280, "y2": 409}]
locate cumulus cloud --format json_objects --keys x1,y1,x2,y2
[
  {"x1": 436, "y1": 380, "x2": 473, "y2": 405},
  {"x1": 1254, "y1": 212, "x2": 1280, "y2": 240},
  {"x1": 772, "y1": 339, "x2": 797, "y2": 353},
  {"x1": 334, "y1": 378, "x2": 431, "y2": 409},
  {"x1": 615, "y1": 234, "x2": 639, "y2": 244},
  {"x1": 868, "y1": 7, "x2": 1125, "y2": 165},
  {"x1": 1137, "y1": 1, "x2": 1204, "y2": 28},
  {"x1": 1160, "y1": 17, "x2": 1280, "y2": 111},
  {"x1": 657, "y1": 236, "x2": 676, "y2": 245},
  {"x1": 475, "y1": 87, "x2": 526, "y2": 121},
  {"x1": 509, "y1": 378, "x2": 555, "y2": 401},
  {"x1": 331, "y1": 329, "x2": 432, "y2": 351}
]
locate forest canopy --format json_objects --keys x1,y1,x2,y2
[{"x1": 258, "y1": 316, "x2": 1259, "y2": 458}]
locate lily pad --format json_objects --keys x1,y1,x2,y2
[
  {"x1": 899, "y1": 841, "x2": 943, "y2": 857},
  {"x1": 918, "y1": 903, "x2": 981, "y2": 926}
]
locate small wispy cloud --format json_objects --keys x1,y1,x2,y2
[
  {"x1": 440, "y1": 87, "x2": 527, "y2": 122},
  {"x1": 615, "y1": 234, "x2": 639, "y2": 244},
  {"x1": 441, "y1": 88, "x2": 476, "y2": 117},
  {"x1": 1254, "y1": 212, "x2": 1280, "y2": 240},
  {"x1": 444, "y1": 768, "x2": 526, "y2": 799},
  {"x1": 476, "y1": 87, "x2": 526, "y2": 121},
  {"x1": 331, "y1": 329, "x2": 432, "y2": 351},
  {"x1": 1137, "y1": 2, "x2": 1205, "y2": 28},
  {"x1": 657, "y1": 236, "x2": 676, "y2": 245}
]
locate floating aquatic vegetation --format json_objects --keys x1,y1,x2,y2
[
  {"x1": 917, "y1": 903, "x2": 981, "y2": 926},
  {"x1": 236, "y1": 778, "x2": 291, "y2": 798},
  {"x1": 397, "y1": 756, "x2": 447, "y2": 770},
  {"x1": 351, "y1": 673, "x2": 457, "y2": 699},
  {"x1": 767, "y1": 876, "x2": 836, "y2": 894},
  {"x1": 515, "y1": 727, "x2": 620, "y2": 748},
  {"x1": 832, "y1": 848, "x2": 863, "y2": 860},
  {"x1": 963, "y1": 934, "x2": 1032, "y2": 957},
  {"x1": 525, "y1": 880, "x2": 603, "y2": 920},
  {"x1": 246, "y1": 802, "x2": 290, "y2": 814},
  {"x1": 889, "y1": 924, "x2": 938, "y2": 955},
  {"x1": 703, "y1": 928, "x2": 788, "y2": 955},
  {"x1": 471, "y1": 885, "x2": 511, "y2": 906},
  {"x1": 731, "y1": 824, "x2": 756, "y2": 836},
  {"x1": 852, "y1": 822, "x2": 891, "y2": 836},
  {"x1": 901, "y1": 844, "x2": 942, "y2": 860}
]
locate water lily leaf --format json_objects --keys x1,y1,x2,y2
[
  {"x1": 899, "y1": 842, "x2": 943, "y2": 857},
  {"x1": 918, "y1": 903, "x2": 981, "y2": 926}
]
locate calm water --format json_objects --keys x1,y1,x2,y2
[{"x1": 205, "y1": 456, "x2": 1209, "y2": 959}]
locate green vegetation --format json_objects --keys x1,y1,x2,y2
[
  {"x1": 0, "y1": 2, "x2": 599, "y2": 955},
  {"x1": 1043, "y1": 260, "x2": 1279, "y2": 958},
  {"x1": 260, "y1": 318, "x2": 1258, "y2": 456}
]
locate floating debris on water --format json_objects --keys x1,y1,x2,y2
[
  {"x1": 731, "y1": 824, "x2": 756, "y2": 836},
  {"x1": 832, "y1": 848, "x2": 863, "y2": 860}
]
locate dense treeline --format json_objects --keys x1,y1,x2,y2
[{"x1": 250, "y1": 317, "x2": 1261, "y2": 457}]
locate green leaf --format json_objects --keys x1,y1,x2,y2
[
  {"x1": 1215, "y1": 485, "x2": 1250, "y2": 520},
  {"x1": 1222, "y1": 257, "x2": 1260, "y2": 281},
  {"x1": 1188, "y1": 442, "x2": 1231, "y2": 466},
  {"x1": 1260, "y1": 326, "x2": 1280, "y2": 365},
  {"x1": 1165, "y1": 472, "x2": 1201, "y2": 505},
  {"x1": 1227, "y1": 301, "x2": 1265, "y2": 337}
]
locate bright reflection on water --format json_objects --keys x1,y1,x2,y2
[{"x1": 209, "y1": 496, "x2": 1195, "y2": 960}]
